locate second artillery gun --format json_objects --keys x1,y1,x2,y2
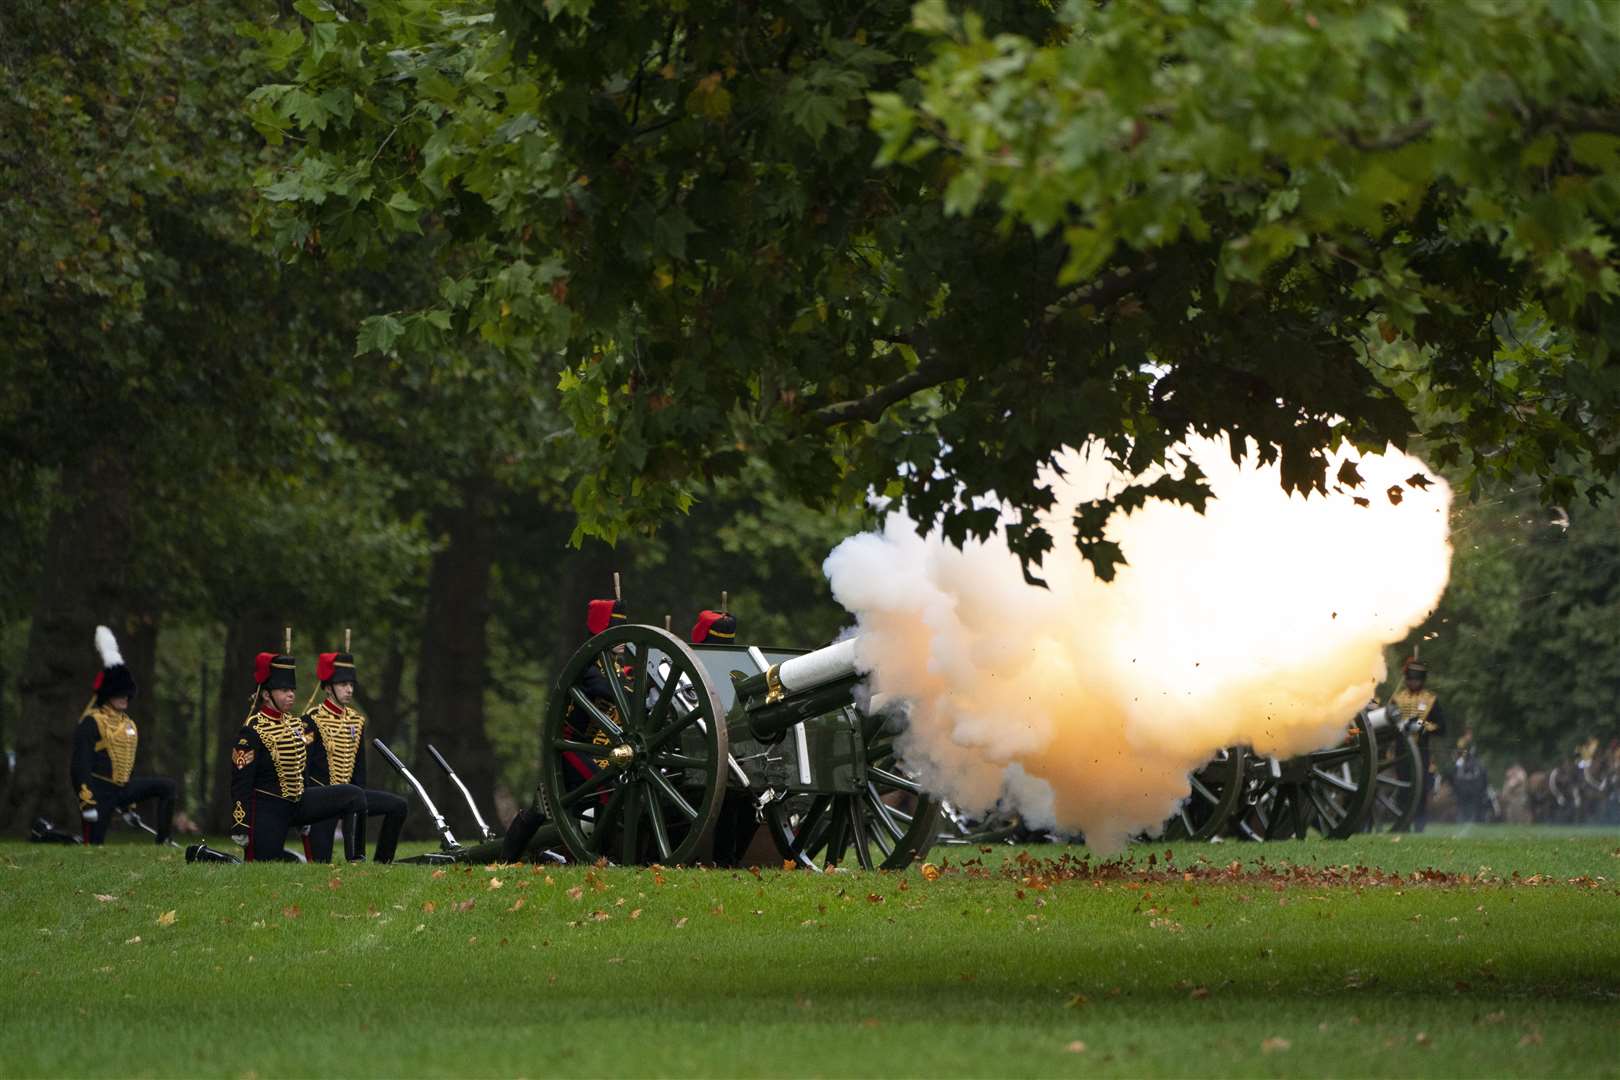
[{"x1": 537, "y1": 624, "x2": 940, "y2": 869}]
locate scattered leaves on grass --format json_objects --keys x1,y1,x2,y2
[
  {"x1": 124, "y1": 935, "x2": 141, "y2": 945},
  {"x1": 920, "y1": 863, "x2": 941, "y2": 881},
  {"x1": 156, "y1": 910, "x2": 176, "y2": 927},
  {"x1": 589, "y1": 909, "x2": 610, "y2": 922},
  {"x1": 1519, "y1": 1030, "x2": 1544, "y2": 1047},
  {"x1": 431, "y1": 869, "x2": 446, "y2": 880},
  {"x1": 866, "y1": 893, "x2": 884, "y2": 904},
  {"x1": 282, "y1": 905, "x2": 301, "y2": 920},
  {"x1": 453, "y1": 899, "x2": 475, "y2": 914},
  {"x1": 629, "y1": 908, "x2": 642, "y2": 920},
  {"x1": 367, "y1": 905, "x2": 381, "y2": 919},
  {"x1": 1065, "y1": 993, "x2": 1088, "y2": 1009},
  {"x1": 1260, "y1": 1037, "x2": 1291, "y2": 1053},
  {"x1": 673, "y1": 916, "x2": 688, "y2": 929},
  {"x1": 94, "y1": 894, "x2": 117, "y2": 903},
  {"x1": 1065, "y1": 1041, "x2": 1087, "y2": 1054},
  {"x1": 1189, "y1": 986, "x2": 1209, "y2": 1000},
  {"x1": 328, "y1": 877, "x2": 341, "y2": 891},
  {"x1": 422, "y1": 901, "x2": 437, "y2": 914},
  {"x1": 781, "y1": 860, "x2": 796, "y2": 871},
  {"x1": 567, "y1": 885, "x2": 584, "y2": 901},
  {"x1": 488, "y1": 877, "x2": 504, "y2": 890},
  {"x1": 1483, "y1": 1011, "x2": 1507, "y2": 1025},
  {"x1": 1415, "y1": 1032, "x2": 1432, "y2": 1048},
  {"x1": 507, "y1": 898, "x2": 526, "y2": 913}
]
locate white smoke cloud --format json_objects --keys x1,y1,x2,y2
[{"x1": 824, "y1": 437, "x2": 1452, "y2": 852}]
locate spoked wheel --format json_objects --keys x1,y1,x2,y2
[
  {"x1": 539, "y1": 624, "x2": 727, "y2": 866},
  {"x1": 765, "y1": 713, "x2": 940, "y2": 871},
  {"x1": 1161, "y1": 747, "x2": 1246, "y2": 841},
  {"x1": 937, "y1": 804, "x2": 1027, "y2": 847},
  {"x1": 1368, "y1": 722, "x2": 1422, "y2": 832},
  {"x1": 1231, "y1": 719, "x2": 1378, "y2": 840}
]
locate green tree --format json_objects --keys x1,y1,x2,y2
[{"x1": 255, "y1": 0, "x2": 1620, "y2": 583}]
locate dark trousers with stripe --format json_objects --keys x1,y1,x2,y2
[
  {"x1": 305, "y1": 788, "x2": 408, "y2": 863},
  {"x1": 244, "y1": 784, "x2": 365, "y2": 862},
  {"x1": 82, "y1": 776, "x2": 176, "y2": 844}
]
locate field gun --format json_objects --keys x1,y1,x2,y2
[{"x1": 537, "y1": 625, "x2": 939, "y2": 869}]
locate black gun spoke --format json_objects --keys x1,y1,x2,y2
[{"x1": 645, "y1": 768, "x2": 699, "y2": 821}]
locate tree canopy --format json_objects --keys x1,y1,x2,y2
[{"x1": 252, "y1": 0, "x2": 1620, "y2": 579}]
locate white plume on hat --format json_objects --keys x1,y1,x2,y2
[{"x1": 94, "y1": 625, "x2": 124, "y2": 668}]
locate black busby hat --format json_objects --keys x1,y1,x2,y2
[
  {"x1": 93, "y1": 625, "x2": 137, "y2": 704},
  {"x1": 691, "y1": 610, "x2": 737, "y2": 644},
  {"x1": 317, "y1": 652, "x2": 357, "y2": 686},
  {"x1": 587, "y1": 599, "x2": 629, "y2": 636},
  {"x1": 1402, "y1": 655, "x2": 1428, "y2": 676},
  {"x1": 254, "y1": 651, "x2": 297, "y2": 691}
]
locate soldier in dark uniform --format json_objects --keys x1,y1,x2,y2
[
  {"x1": 301, "y1": 649, "x2": 407, "y2": 863},
  {"x1": 70, "y1": 625, "x2": 177, "y2": 845},
  {"x1": 498, "y1": 598, "x2": 628, "y2": 862},
  {"x1": 692, "y1": 607, "x2": 756, "y2": 865},
  {"x1": 1387, "y1": 654, "x2": 1446, "y2": 832},
  {"x1": 229, "y1": 649, "x2": 365, "y2": 862}
]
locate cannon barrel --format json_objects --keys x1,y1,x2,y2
[{"x1": 734, "y1": 637, "x2": 864, "y2": 741}]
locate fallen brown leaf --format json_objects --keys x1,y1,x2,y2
[
  {"x1": 94, "y1": 894, "x2": 117, "y2": 903},
  {"x1": 124, "y1": 935, "x2": 142, "y2": 945},
  {"x1": 156, "y1": 910, "x2": 176, "y2": 927},
  {"x1": 673, "y1": 916, "x2": 688, "y2": 928},
  {"x1": 1065, "y1": 1041, "x2": 1087, "y2": 1054},
  {"x1": 1261, "y1": 1037, "x2": 1291, "y2": 1053},
  {"x1": 282, "y1": 905, "x2": 301, "y2": 920}
]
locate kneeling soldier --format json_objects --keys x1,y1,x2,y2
[
  {"x1": 229, "y1": 645, "x2": 364, "y2": 862},
  {"x1": 301, "y1": 647, "x2": 406, "y2": 863},
  {"x1": 71, "y1": 626, "x2": 177, "y2": 845}
]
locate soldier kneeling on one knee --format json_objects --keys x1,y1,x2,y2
[{"x1": 229, "y1": 647, "x2": 364, "y2": 862}]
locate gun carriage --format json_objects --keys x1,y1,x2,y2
[{"x1": 537, "y1": 624, "x2": 940, "y2": 869}]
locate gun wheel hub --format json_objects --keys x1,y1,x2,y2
[{"x1": 609, "y1": 744, "x2": 636, "y2": 768}]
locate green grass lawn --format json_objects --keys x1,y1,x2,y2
[{"x1": 2, "y1": 827, "x2": 1618, "y2": 1078}]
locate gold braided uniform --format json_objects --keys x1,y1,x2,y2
[
  {"x1": 230, "y1": 708, "x2": 308, "y2": 830},
  {"x1": 1390, "y1": 687, "x2": 1439, "y2": 731},
  {"x1": 71, "y1": 705, "x2": 139, "y2": 811},
  {"x1": 305, "y1": 701, "x2": 364, "y2": 785}
]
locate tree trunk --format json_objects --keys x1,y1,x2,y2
[
  {"x1": 208, "y1": 610, "x2": 283, "y2": 831},
  {"x1": 414, "y1": 480, "x2": 498, "y2": 839},
  {"x1": 367, "y1": 636, "x2": 408, "y2": 748},
  {"x1": 0, "y1": 453, "x2": 132, "y2": 834}
]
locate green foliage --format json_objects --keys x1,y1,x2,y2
[
  {"x1": 1396, "y1": 482, "x2": 1620, "y2": 763},
  {"x1": 253, "y1": 0, "x2": 1620, "y2": 579}
]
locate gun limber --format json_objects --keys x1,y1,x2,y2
[
  {"x1": 427, "y1": 743, "x2": 497, "y2": 842},
  {"x1": 372, "y1": 738, "x2": 459, "y2": 852}
]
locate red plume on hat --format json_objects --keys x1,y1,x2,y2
[
  {"x1": 316, "y1": 652, "x2": 338, "y2": 683},
  {"x1": 587, "y1": 599, "x2": 628, "y2": 636},
  {"x1": 254, "y1": 652, "x2": 275, "y2": 685},
  {"x1": 691, "y1": 610, "x2": 736, "y2": 644}
]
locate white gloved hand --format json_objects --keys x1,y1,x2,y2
[
  {"x1": 230, "y1": 833, "x2": 249, "y2": 847},
  {"x1": 82, "y1": 808, "x2": 99, "y2": 823}
]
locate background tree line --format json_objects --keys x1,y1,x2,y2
[{"x1": 5, "y1": 0, "x2": 1620, "y2": 836}]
